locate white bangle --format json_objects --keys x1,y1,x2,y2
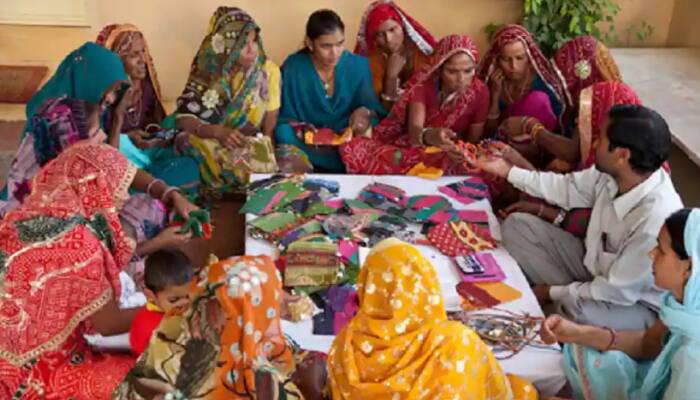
[
  {"x1": 146, "y1": 179, "x2": 164, "y2": 197},
  {"x1": 161, "y1": 186, "x2": 181, "y2": 203}
]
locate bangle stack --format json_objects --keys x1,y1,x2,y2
[{"x1": 418, "y1": 128, "x2": 431, "y2": 146}]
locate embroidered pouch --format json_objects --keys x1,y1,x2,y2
[
  {"x1": 427, "y1": 220, "x2": 496, "y2": 256},
  {"x1": 284, "y1": 241, "x2": 340, "y2": 287}
]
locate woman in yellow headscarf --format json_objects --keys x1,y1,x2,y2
[{"x1": 328, "y1": 238, "x2": 537, "y2": 399}]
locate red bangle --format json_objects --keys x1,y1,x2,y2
[{"x1": 603, "y1": 326, "x2": 617, "y2": 351}]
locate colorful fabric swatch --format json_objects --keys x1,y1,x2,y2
[
  {"x1": 427, "y1": 220, "x2": 496, "y2": 256},
  {"x1": 303, "y1": 178, "x2": 340, "y2": 194},
  {"x1": 284, "y1": 241, "x2": 340, "y2": 287},
  {"x1": 278, "y1": 220, "x2": 323, "y2": 249},
  {"x1": 402, "y1": 195, "x2": 452, "y2": 222},
  {"x1": 344, "y1": 199, "x2": 382, "y2": 215},
  {"x1": 357, "y1": 191, "x2": 406, "y2": 215},
  {"x1": 322, "y1": 214, "x2": 378, "y2": 240},
  {"x1": 439, "y1": 176, "x2": 491, "y2": 204},
  {"x1": 427, "y1": 209, "x2": 490, "y2": 225},
  {"x1": 241, "y1": 180, "x2": 305, "y2": 215},
  {"x1": 304, "y1": 127, "x2": 353, "y2": 146},
  {"x1": 456, "y1": 281, "x2": 521, "y2": 310},
  {"x1": 454, "y1": 253, "x2": 505, "y2": 283},
  {"x1": 361, "y1": 183, "x2": 406, "y2": 203}
]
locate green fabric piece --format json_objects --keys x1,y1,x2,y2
[{"x1": 247, "y1": 212, "x2": 298, "y2": 233}]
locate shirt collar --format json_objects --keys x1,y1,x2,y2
[{"x1": 608, "y1": 169, "x2": 665, "y2": 219}]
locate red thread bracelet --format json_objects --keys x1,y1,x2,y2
[{"x1": 603, "y1": 326, "x2": 617, "y2": 351}]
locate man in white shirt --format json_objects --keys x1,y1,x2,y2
[{"x1": 479, "y1": 105, "x2": 682, "y2": 330}]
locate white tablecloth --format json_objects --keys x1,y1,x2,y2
[{"x1": 245, "y1": 174, "x2": 566, "y2": 396}]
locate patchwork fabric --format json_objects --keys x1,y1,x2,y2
[
  {"x1": 357, "y1": 191, "x2": 406, "y2": 215},
  {"x1": 426, "y1": 209, "x2": 490, "y2": 225},
  {"x1": 322, "y1": 214, "x2": 378, "y2": 240},
  {"x1": 248, "y1": 212, "x2": 308, "y2": 241},
  {"x1": 278, "y1": 220, "x2": 323, "y2": 249},
  {"x1": 284, "y1": 241, "x2": 341, "y2": 287},
  {"x1": 303, "y1": 178, "x2": 340, "y2": 194},
  {"x1": 454, "y1": 252, "x2": 505, "y2": 283},
  {"x1": 427, "y1": 220, "x2": 496, "y2": 256},
  {"x1": 241, "y1": 180, "x2": 306, "y2": 215},
  {"x1": 456, "y1": 281, "x2": 521, "y2": 310},
  {"x1": 344, "y1": 199, "x2": 382, "y2": 215},
  {"x1": 304, "y1": 127, "x2": 353, "y2": 146},
  {"x1": 402, "y1": 195, "x2": 452, "y2": 222},
  {"x1": 361, "y1": 183, "x2": 406, "y2": 203},
  {"x1": 438, "y1": 176, "x2": 491, "y2": 204}
]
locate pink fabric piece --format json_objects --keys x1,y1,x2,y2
[
  {"x1": 503, "y1": 90, "x2": 558, "y2": 130},
  {"x1": 333, "y1": 291, "x2": 359, "y2": 334},
  {"x1": 456, "y1": 253, "x2": 505, "y2": 283},
  {"x1": 260, "y1": 191, "x2": 287, "y2": 214}
]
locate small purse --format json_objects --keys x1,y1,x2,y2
[{"x1": 284, "y1": 241, "x2": 341, "y2": 287}]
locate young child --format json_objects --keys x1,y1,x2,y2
[{"x1": 129, "y1": 249, "x2": 194, "y2": 356}]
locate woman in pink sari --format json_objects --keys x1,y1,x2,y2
[
  {"x1": 341, "y1": 34, "x2": 489, "y2": 175},
  {"x1": 478, "y1": 25, "x2": 564, "y2": 134}
]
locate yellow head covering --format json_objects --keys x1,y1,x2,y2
[{"x1": 328, "y1": 238, "x2": 535, "y2": 399}]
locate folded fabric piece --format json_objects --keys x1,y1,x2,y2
[
  {"x1": 363, "y1": 214, "x2": 419, "y2": 246},
  {"x1": 361, "y1": 182, "x2": 406, "y2": 203},
  {"x1": 247, "y1": 174, "x2": 288, "y2": 192},
  {"x1": 357, "y1": 191, "x2": 406, "y2": 215},
  {"x1": 288, "y1": 190, "x2": 322, "y2": 214},
  {"x1": 287, "y1": 293, "x2": 317, "y2": 322},
  {"x1": 427, "y1": 220, "x2": 496, "y2": 256},
  {"x1": 456, "y1": 281, "x2": 521, "y2": 310},
  {"x1": 322, "y1": 214, "x2": 378, "y2": 240},
  {"x1": 284, "y1": 241, "x2": 341, "y2": 287},
  {"x1": 337, "y1": 239, "x2": 360, "y2": 268},
  {"x1": 302, "y1": 200, "x2": 343, "y2": 218},
  {"x1": 455, "y1": 253, "x2": 505, "y2": 283},
  {"x1": 170, "y1": 209, "x2": 212, "y2": 239},
  {"x1": 439, "y1": 176, "x2": 491, "y2": 204},
  {"x1": 402, "y1": 195, "x2": 452, "y2": 222},
  {"x1": 344, "y1": 199, "x2": 382, "y2": 215},
  {"x1": 426, "y1": 209, "x2": 490, "y2": 225},
  {"x1": 248, "y1": 212, "x2": 310, "y2": 242},
  {"x1": 241, "y1": 180, "x2": 306, "y2": 215},
  {"x1": 303, "y1": 178, "x2": 340, "y2": 194},
  {"x1": 406, "y1": 162, "x2": 443, "y2": 179},
  {"x1": 278, "y1": 220, "x2": 323, "y2": 249}
]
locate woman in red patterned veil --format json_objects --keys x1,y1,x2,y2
[
  {"x1": 0, "y1": 141, "x2": 198, "y2": 399},
  {"x1": 341, "y1": 34, "x2": 490, "y2": 175}
]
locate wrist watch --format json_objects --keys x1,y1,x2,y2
[{"x1": 553, "y1": 209, "x2": 567, "y2": 226}]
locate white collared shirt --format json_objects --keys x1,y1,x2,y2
[{"x1": 507, "y1": 166, "x2": 683, "y2": 308}]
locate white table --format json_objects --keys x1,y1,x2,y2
[{"x1": 245, "y1": 174, "x2": 566, "y2": 396}]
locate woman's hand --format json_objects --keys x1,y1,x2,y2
[
  {"x1": 153, "y1": 226, "x2": 193, "y2": 250},
  {"x1": 114, "y1": 86, "x2": 135, "y2": 121},
  {"x1": 166, "y1": 191, "x2": 199, "y2": 220},
  {"x1": 128, "y1": 129, "x2": 162, "y2": 150},
  {"x1": 213, "y1": 126, "x2": 246, "y2": 150},
  {"x1": 488, "y1": 68, "x2": 505, "y2": 97},
  {"x1": 540, "y1": 314, "x2": 583, "y2": 345},
  {"x1": 349, "y1": 107, "x2": 372, "y2": 135},
  {"x1": 386, "y1": 52, "x2": 407, "y2": 79},
  {"x1": 424, "y1": 127, "x2": 456, "y2": 147}
]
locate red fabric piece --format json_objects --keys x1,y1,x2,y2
[
  {"x1": 129, "y1": 306, "x2": 165, "y2": 356},
  {"x1": 427, "y1": 220, "x2": 496, "y2": 257}
]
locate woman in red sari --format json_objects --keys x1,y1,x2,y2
[
  {"x1": 342, "y1": 34, "x2": 489, "y2": 175},
  {"x1": 354, "y1": 1, "x2": 436, "y2": 109},
  {"x1": 552, "y1": 35, "x2": 622, "y2": 128},
  {"x1": 478, "y1": 25, "x2": 564, "y2": 134},
  {"x1": 0, "y1": 142, "x2": 197, "y2": 399}
]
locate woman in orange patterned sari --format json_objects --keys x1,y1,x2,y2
[
  {"x1": 0, "y1": 142, "x2": 197, "y2": 399},
  {"x1": 328, "y1": 238, "x2": 538, "y2": 399}
]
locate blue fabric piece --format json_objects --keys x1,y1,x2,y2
[{"x1": 275, "y1": 51, "x2": 385, "y2": 172}]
